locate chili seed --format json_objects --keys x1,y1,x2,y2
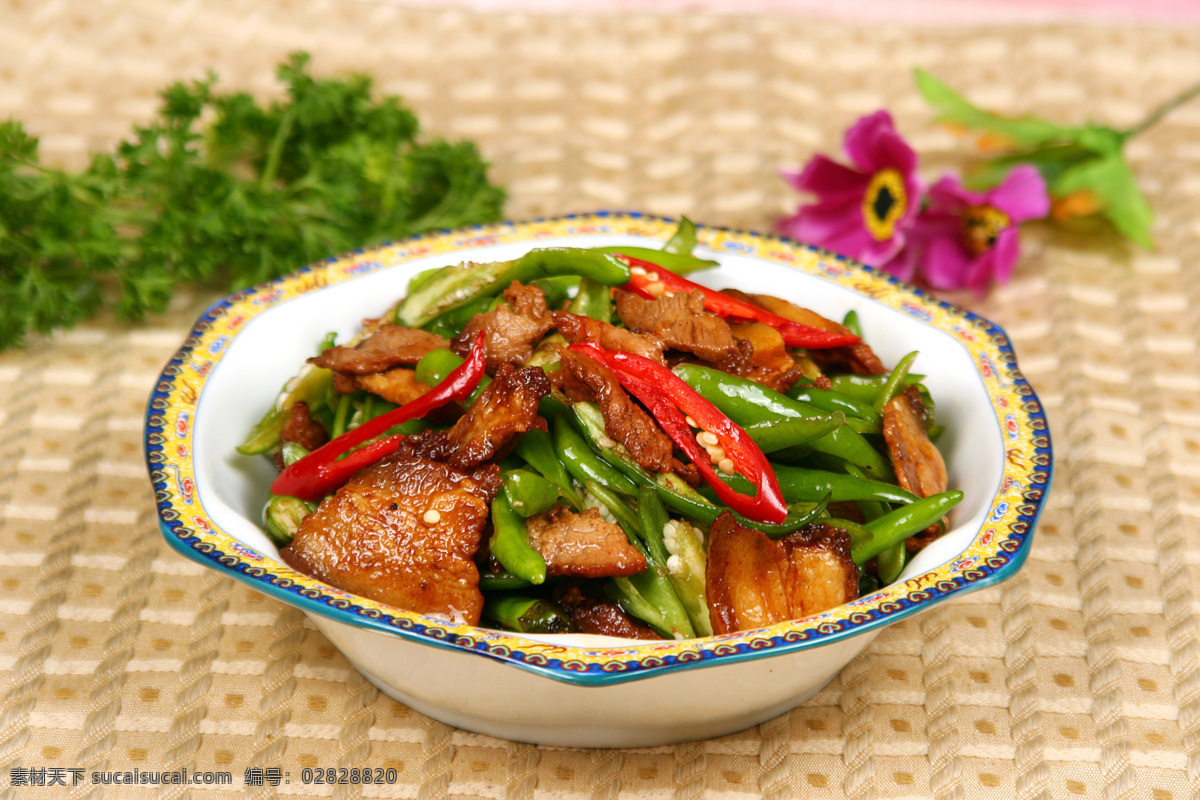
[
  {"x1": 696, "y1": 431, "x2": 719, "y2": 447},
  {"x1": 718, "y1": 458, "x2": 735, "y2": 475},
  {"x1": 423, "y1": 510, "x2": 441, "y2": 524}
]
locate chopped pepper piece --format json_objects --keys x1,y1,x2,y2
[
  {"x1": 568, "y1": 342, "x2": 789, "y2": 524},
  {"x1": 617, "y1": 255, "x2": 861, "y2": 350},
  {"x1": 270, "y1": 332, "x2": 488, "y2": 501}
]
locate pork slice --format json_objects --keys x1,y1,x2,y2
[
  {"x1": 554, "y1": 584, "x2": 663, "y2": 640},
  {"x1": 554, "y1": 349, "x2": 677, "y2": 475},
  {"x1": 401, "y1": 363, "x2": 552, "y2": 469},
  {"x1": 552, "y1": 310, "x2": 666, "y2": 364},
  {"x1": 309, "y1": 325, "x2": 449, "y2": 375},
  {"x1": 737, "y1": 291, "x2": 886, "y2": 375},
  {"x1": 882, "y1": 386, "x2": 949, "y2": 550},
  {"x1": 525, "y1": 506, "x2": 646, "y2": 578},
  {"x1": 280, "y1": 401, "x2": 328, "y2": 452},
  {"x1": 614, "y1": 289, "x2": 736, "y2": 362},
  {"x1": 706, "y1": 513, "x2": 858, "y2": 635},
  {"x1": 280, "y1": 456, "x2": 501, "y2": 625},
  {"x1": 355, "y1": 368, "x2": 432, "y2": 406},
  {"x1": 451, "y1": 281, "x2": 554, "y2": 372}
]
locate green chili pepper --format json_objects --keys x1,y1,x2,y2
[
  {"x1": 875, "y1": 542, "x2": 908, "y2": 584},
  {"x1": 554, "y1": 415, "x2": 639, "y2": 496},
  {"x1": 396, "y1": 247, "x2": 632, "y2": 328},
  {"x1": 503, "y1": 469, "x2": 561, "y2": 518},
  {"x1": 785, "y1": 384, "x2": 882, "y2": 426},
  {"x1": 672, "y1": 364, "x2": 892, "y2": 480},
  {"x1": 479, "y1": 569, "x2": 532, "y2": 592},
  {"x1": 530, "y1": 275, "x2": 582, "y2": 310},
  {"x1": 827, "y1": 373, "x2": 925, "y2": 404},
  {"x1": 589, "y1": 245, "x2": 717, "y2": 276},
  {"x1": 741, "y1": 413, "x2": 847, "y2": 453},
  {"x1": 849, "y1": 490, "x2": 964, "y2": 564},
  {"x1": 568, "y1": 277, "x2": 613, "y2": 322},
  {"x1": 262, "y1": 495, "x2": 316, "y2": 546},
  {"x1": 635, "y1": 485, "x2": 672, "y2": 567},
  {"x1": 489, "y1": 493, "x2": 547, "y2": 585},
  {"x1": 663, "y1": 216, "x2": 699, "y2": 256},
  {"x1": 873, "y1": 351, "x2": 921, "y2": 412},
  {"x1": 238, "y1": 361, "x2": 334, "y2": 455},
  {"x1": 513, "y1": 428, "x2": 583, "y2": 510},
  {"x1": 483, "y1": 594, "x2": 575, "y2": 634},
  {"x1": 842, "y1": 309, "x2": 863, "y2": 338},
  {"x1": 582, "y1": 479, "x2": 654, "y2": 555},
  {"x1": 704, "y1": 465, "x2": 917, "y2": 506}
]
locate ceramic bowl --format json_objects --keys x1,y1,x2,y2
[{"x1": 146, "y1": 212, "x2": 1052, "y2": 748}]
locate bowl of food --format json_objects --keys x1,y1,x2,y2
[{"x1": 146, "y1": 211, "x2": 1051, "y2": 748}]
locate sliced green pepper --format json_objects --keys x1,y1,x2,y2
[
  {"x1": 489, "y1": 493, "x2": 547, "y2": 585},
  {"x1": 848, "y1": 490, "x2": 964, "y2": 564},
  {"x1": 483, "y1": 594, "x2": 574, "y2": 634},
  {"x1": 262, "y1": 495, "x2": 316, "y2": 546},
  {"x1": 503, "y1": 469, "x2": 560, "y2": 518}
]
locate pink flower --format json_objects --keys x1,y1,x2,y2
[
  {"x1": 890, "y1": 165, "x2": 1050, "y2": 295},
  {"x1": 778, "y1": 110, "x2": 922, "y2": 267}
]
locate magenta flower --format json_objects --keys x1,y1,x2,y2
[
  {"x1": 778, "y1": 110, "x2": 922, "y2": 267},
  {"x1": 890, "y1": 165, "x2": 1050, "y2": 295}
]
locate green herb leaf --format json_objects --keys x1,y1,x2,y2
[{"x1": 0, "y1": 52, "x2": 506, "y2": 350}]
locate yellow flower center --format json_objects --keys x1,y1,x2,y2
[
  {"x1": 862, "y1": 169, "x2": 907, "y2": 242},
  {"x1": 960, "y1": 205, "x2": 1011, "y2": 255}
]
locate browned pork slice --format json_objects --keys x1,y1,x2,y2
[
  {"x1": 280, "y1": 456, "x2": 502, "y2": 625},
  {"x1": 614, "y1": 289, "x2": 736, "y2": 362},
  {"x1": 712, "y1": 321, "x2": 804, "y2": 394},
  {"x1": 553, "y1": 349, "x2": 678, "y2": 475},
  {"x1": 552, "y1": 310, "x2": 666, "y2": 364},
  {"x1": 730, "y1": 290, "x2": 886, "y2": 376},
  {"x1": 354, "y1": 368, "x2": 432, "y2": 407},
  {"x1": 554, "y1": 583, "x2": 662, "y2": 639},
  {"x1": 309, "y1": 324, "x2": 449, "y2": 375},
  {"x1": 883, "y1": 386, "x2": 949, "y2": 550},
  {"x1": 280, "y1": 401, "x2": 328, "y2": 452},
  {"x1": 706, "y1": 513, "x2": 858, "y2": 635},
  {"x1": 525, "y1": 506, "x2": 646, "y2": 578},
  {"x1": 451, "y1": 281, "x2": 553, "y2": 372},
  {"x1": 402, "y1": 363, "x2": 552, "y2": 470}
]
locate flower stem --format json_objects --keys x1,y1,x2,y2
[{"x1": 1125, "y1": 79, "x2": 1200, "y2": 139}]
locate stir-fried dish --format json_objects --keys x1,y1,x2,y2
[{"x1": 239, "y1": 221, "x2": 962, "y2": 639}]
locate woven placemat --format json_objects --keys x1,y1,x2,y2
[{"x1": 2, "y1": 3, "x2": 1199, "y2": 798}]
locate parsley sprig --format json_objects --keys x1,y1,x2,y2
[{"x1": 0, "y1": 52, "x2": 506, "y2": 349}]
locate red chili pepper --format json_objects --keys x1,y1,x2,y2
[
  {"x1": 618, "y1": 255, "x2": 860, "y2": 350},
  {"x1": 568, "y1": 342, "x2": 789, "y2": 524},
  {"x1": 271, "y1": 332, "x2": 488, "y2": 501}
]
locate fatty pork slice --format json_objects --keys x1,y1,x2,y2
[
  {"x1": 614, "y1": 289, "x2": 736, "y2": 362},
  {"x1": 554, "y1": 349, "x2": 677, "y2": 475},
  {"x1": 451, "y1": 281, "x2": 553, "y2": 372},
  {"x1": 401, "y1": 363, "x2": 552, "y2": 470},
  {"x1": 706, "y1": 513, "x2": 858, "y2": 635},
  {"x1": 309, "y1": 324, "x2": 449, "y2": 375},
  {"x1": 355, "y1": 368, "x2": 431, "y2": 406},
  {"x1": 552, "y1": 310, "x2": 666, "y2": 364},
  {"x1": 525, "y1": 506, "x2": 647, "y2": 578},
  {"x1": 280, "y1": 456, "x2": 502, "y2": 625},
  {"x1": 554, "y1": 583, "x2": 662, "y2": 640},
  {"x1": 882, "y1": 386, "x2": 948, "y2": 550}
]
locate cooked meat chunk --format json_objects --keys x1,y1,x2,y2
[
  {"x1": 401, "y1": 364, "x2": 552, "y2": 469},
  {"x1": 883, "y1": 386, "x2": 949, "y2": 550},
  {"x1": 280, "y1": 401, "x2": 328, "y2": 452},
  {"x1": 354, "y1": 368, "x2": 432, "y2": 406},
  {"x1": 554, "y1": 349, "x2": 678, "y2": 475},
  {"x1": 706, "y1": 513, "x2": 858, "y2": 635},
  {"x1": 713, "y1": 321, "x2": 804, "y2": 393},
  {"x1": 554, "y1": 584, "x2": 662, "y2": 640},
  {"x1": 552, "y1": 310, "x2": 666, "y2": 364},
  {"x1": 280, "y1": 456, "x2": 501, "y2": 625},
  {"x1": 732, "y1": 291, "x2": 886, "y2": 375},
  {"x1": 525, "y1": 506, "x2": 646, "y2": 578},
  {"x1": 309, "y1": 325, "x2": 448, "y2": 375},
  {"x1": 451, "y1": 281, "x2": 554, "y2": 372},
  {"x1": 614, "y1": 289, "x2": 736, "y2": 362}
]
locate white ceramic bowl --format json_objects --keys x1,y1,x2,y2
[{"x1": 146, "y1": 212, "x2": 1052, "y2": 747}]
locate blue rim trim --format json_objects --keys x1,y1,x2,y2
[{"x1": 145, "y1": 211, "x2": 1053, "y2": 687}]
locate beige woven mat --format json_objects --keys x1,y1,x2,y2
[{"x1": 2, "y1": 2, "x2": 1200, "y2": 798}]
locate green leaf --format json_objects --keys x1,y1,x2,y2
[
  {"x1": 1055, "y1": 154, "x2": 1155, "y2": 248},
  {"x1": 914, "y1": 68, "x2": 1073, "y2": 148}
]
